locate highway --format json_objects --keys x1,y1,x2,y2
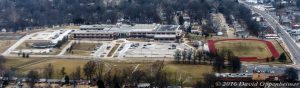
[{"x1": 240, "y1": 1, "x2": 300, "y2": 66}]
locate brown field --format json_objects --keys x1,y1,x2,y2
[
  {"x1": 4, "y1": 58, "x2": 212, "y2": 86},
  {"x1": 215, "y1": 40, "x2": 272, "y2": 59},
  {"x1": 0, "y1": 40, "x2": 16, "y2": 53},
  {"x1": 107, "y1": 44, "x2": 120, "y2": 57},
  {"x1": 16, "y1": 41, "x2": 32, "y2": 49},
  {"x1": 65, "y1": 43, "x2": 101, "y2": 56}
]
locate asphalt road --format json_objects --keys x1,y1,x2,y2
[{"x1": 240, "y1": 1, "x2": 300, "y2": 65}]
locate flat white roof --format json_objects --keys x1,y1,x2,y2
[
  {"x1": 52, "y1": 30, "x2": 72, "y2": 44},
  {"x1": 80, "y1": 24, "x2": 115, "y2": 29},
  {"x1": 28, "y1": 29, "x2": 71, "y2": 44},
  {"x1": 29, "y1": 30, "x2": 60, "y2": 40},
  {"x1": 75, "y1": 24, "x2": 180, "y2": 34},
  {"x1": 154, "y1": 35, "x2": 176, "y2": 38}
]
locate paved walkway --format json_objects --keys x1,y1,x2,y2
[
  {"x1": 57, "y1": 40, "x2": 74, "y2": 56},
  {"x1": 1, "y1": 33, "x2": 36, "y2": 56}
]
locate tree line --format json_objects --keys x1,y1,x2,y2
[
  {"x1": 1, "y1": 59, "x2": 191, "y2": 88},
  {"x1": 174, "y1": 49, "x2": 242, "y2": 73},
  {"x1": 0, "y1": 0, "x2": 220, "y2": 32},
  {"x1": 0, "y1": 0, "x2": 264, "y2": 36},
  {"x1": 216, "y1": 0, "x2": 263, "y2": 35},
  {"x1": 297, "y1": 0, "x2": 300, "y2": 9}
]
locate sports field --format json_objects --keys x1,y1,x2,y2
[
  {"x1": 208, "y1": 39, "x2": 280, "y2": 61},
  {"x1": 215, "y1": 40, "x2": 271, "y2": 59}
]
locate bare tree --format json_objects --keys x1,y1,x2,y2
[
  {"x1": 284, "y1": 67, "x2": 299, "y2": 82},
  {"x1": 194, "y1": 73, "x2": 217, "y2": 88},
  {"x1": 192, "y1": 50, "x2": 197, "y2": 64},
  {"x1": 71, "y1": 66, "x2": 81, "y2": 87},
  {"x1": 174, "y1": 49, "x2": 182, "y2": 63},
  {"x1": 178, "y1": 15, "x2": 184, "y2": 25},
  {"x1": 120, "y1": 66, "x2": 133, "y2": 86},
  {"x1": 27, "y1": 70, "x2": 39, "y2": 88},
  {"x1": 75, "y1": 66, "x2": 81, "y2": 80},
  {"x1": 151, "y1": 60, "x2": 165, "y2": 75},
  {"x1": 197, "y1": 50, "x2": 203, "y2": 64},
  {"x1": 154, "y1": 70, "x2": 169, "y2": 88},
  {"x1": 84, "y1": 61, "x2": 97, "y2": 80},
  {"x1": 213, "y1": 55, "x2": 225, "y2": 72},
  {"x1": 181, "y1": 50, "x2": 187, "y2": 63},
  {"x1": 148, "y1": 61, "x2": 169, "y2": 87},
  {"x1": 187, "y1": 49, "x2": 193, "y2": 64},
  {"x1": 95, "y1": 61, "x2": 105, "y2": 79},
  {"x1": 0, "y1": 55, "x2": 6, "y2": 76},
  {"x1": 229, "y1": 56, "x2": 241, "y2": 73},
  {"x1": 131, "y1": 70, "x2": 146, "y2": 85},
  {"x1": 105, "y1": 69, "x2": 113, "y2": 86},
  {"x1": 60, "y1": 67, "x2": 66, "y2": 77},
  {"x1": 43, "y1": 63, "x2": 54, "y2": 82}
]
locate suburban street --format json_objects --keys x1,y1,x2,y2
[{"x1": 240, "y1": 1, "x2": 300, "y2": 67}]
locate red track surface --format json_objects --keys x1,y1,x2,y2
[{"x1": 207, "y1": 39, "x2": 280, "y2": 61}]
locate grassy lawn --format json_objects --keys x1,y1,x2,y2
[
  {"x1": 127, "y1": 38, "x2": 147, "y2": 42},
  {"x1": 243, "y1": 39, "x2": 293, "y2": 64},
  {"x1": 188, "y1": 34, "x2": 205, "y2": 41},
  {"x1": 0, "y1": 40, "x2": 16, "y2": 53},
  {"x1": 4, "y1": 58, "x2": 212, "y2": 86},
  {"x1": 72, "y1": 43, "x2": 100, "y2": 51},
  {"x1": 271, "y1": 40, "x2": 292, "y2": 64},
  {"x1": 215, "y1": 40, "x2": 272, "y2": 59},
  {"x1": 65, "y1": 43, "x2": 101, "y2": 56},
  {"x1": 4, "y1": 58, "x2": 38, "y2": 68},
  {"x1": 62, "y1": 25, "x2": 80, "y2": 29},
  {"x1": 20, "y1": 59, "x2": 90, "y2": 78},
  {"x1": 107, "y1": 44, "x2": 120, "y2": 57},
  {"x1": 164, "y1": 64, "x2": 213, "y2": 86},
  {"x1": 16, "y1": 41, "x2": 32, "y2": 49}
]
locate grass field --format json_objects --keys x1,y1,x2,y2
[
  {"x1": 164, "y1": 64, "x2": 213, "y2": 85},
  {"x1": 65, "y1": 43, "x2": 101, "y2": 56},
  {"x1": 21, "y1": 59, "x2": 89, "y2": 78},
  {"x1": 16, "y1": 41, "x2": 32, "y2": 49},
  {"x1": 4, "y1": 58, "x2": 39, "y2": 67},
  {"x1": 215, "y1": 40, "x2": 272, "y2": 59},
  {"x1": 4, "y1": 58, "x2": 212, "y2": 86},
  {"x1": 107, "y1": 44, "x2": 120, "y2": 57},
  {"x1": 62, "y1": 25, "x2": 80, "y2": 29},
  {"x1": 0, "y1": 40, "x2": 16, "y2": 53}
]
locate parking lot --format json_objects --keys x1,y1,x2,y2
[
  {"x1": 242, "y1": 64, "x2": 286, "y2": 74},
  {"x1": 92, "y1": 42, "x2": 113, "y2": 58},
  {"x1": 0, "y1": 33, "x2": 25, "y2": 40},
  {"x1": 120, "y1": 42, "x2": 191, "y2": 58}
]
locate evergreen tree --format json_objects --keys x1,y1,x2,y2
[
  {"x1": 178, "y1": 15, "x2": 184, "y2": 25},
  {"x1": 213, "y1": 55, "x2": 225, "y2": 72},
  {"x1": 229, "y1": 56, "x2": 241, "y2": 72},
  {"x1": 65, "y1": 75, "x2": 70, "y2": 85},
  {"x1": 284, "y1": 67, "x2": 298, "y2": 82},
  {"x1": 278, "y1": 53, "x2": 287, "y2": 62},
  {"x1": 22, "y1": 53, "x2": 26, "y2": 58},
  {"x1": 26, "y1": 53, "x2": 29, "y2": 58},
  {"x1": 97, "y1": 79, "x2": 105, "y2": 88}
]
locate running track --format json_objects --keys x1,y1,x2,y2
[{"x1": 207, "y1": 39, "x2": 280, "y2": 61}]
